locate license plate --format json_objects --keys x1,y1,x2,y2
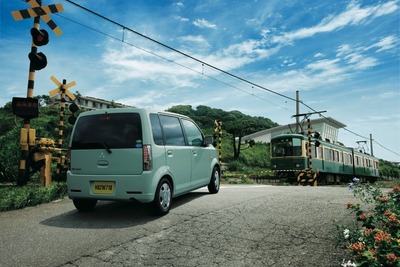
[{"x1": 93, "y1": 181, "x2": 115, "y2": 194}]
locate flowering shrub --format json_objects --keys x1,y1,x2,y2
[{"x1": 337, "y1": 184, "x2": 400, "y2": 267}]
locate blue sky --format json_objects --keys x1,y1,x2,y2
[{"x1": 1, "y1": 0, "x2": 399, "y2": 162}]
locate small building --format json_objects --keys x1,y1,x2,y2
[
  {"x1": 74, "y1": 95, "x2": 131, "y2": 110},
  {"x1": 50, "y1": 94, "x2": 131, "y2": 110},
  {"x1": 242, "y1": 117, "x2": 346, "y2": 145}
]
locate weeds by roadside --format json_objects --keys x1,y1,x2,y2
[
  {"x1": 0, "y1": 182, "x2": 67, "y2": 211},
  {"x1": 336, "y1": 182, "x2": 400, "y2": 266}
]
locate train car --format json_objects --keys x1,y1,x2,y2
[{"x1": 270, "y1": 133, "x2": 379, "y2": 184}]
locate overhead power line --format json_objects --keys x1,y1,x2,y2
[
  {"x1": 64, "y1": 0, "x2": 296, "y2": 103},
  {"x1": 60, "y1": 0, "x2": 397, "y2": 158}
]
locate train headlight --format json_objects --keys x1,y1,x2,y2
[
  {"x1": 295, "y1": 163, "x2": 302, "y2": 168},
  {"x1": 272, "y1": 164, "x2": 277, "y2": 169}
]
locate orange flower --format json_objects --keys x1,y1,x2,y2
[
  {"x1": 389, "y1": 186, "x2": 400, "y2": 195},
  {"x1": 387, "y1": 215, "x2": 400, "y2": 226},
  {"x1": 386, "y1": 253, "x2": 399, "y2": 265},
  {"x1": 349, "y1": 242, "x2": 366, "y2": 254},
  {"x1": 363, "y1": 228, "x2": 374, "y2": 237},
  {"x1": 358, "y1": 213, "x2": 367, "y2": 221},
  {"x1": 384, "y1": 210, "x2": 392, "y2": 216},
  {"x1": 374, "y1": 231, "x2": 391, "y2": 244},
  {"x1": 376, "y1": 196, "x2": 388, "y2": 202}
]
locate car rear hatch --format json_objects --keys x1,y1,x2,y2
[{"x1": 69, "y1": 112, "x2": 144, "y2": 175}]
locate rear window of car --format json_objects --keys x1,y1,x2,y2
[{"x1": 71, "y1": 113, "x2": 142, "y2": 149}]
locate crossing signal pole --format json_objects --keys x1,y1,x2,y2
[
  {"x1": 292, "y1": 111, "x2": 326, "y2": 186},
  {"x1": 49, "y1": 76, "x2": 77, "y2": 177},
  {"x1": 11, "y1": 0, "x2": 64, "y2": 186}
]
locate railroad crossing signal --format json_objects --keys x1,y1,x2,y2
[
  {"x1": 31, "y1": 28, "x2": 49, "y2": 46},
  {"x1": 12, "y1": 0, "x2": 64, "y2": 186},
  {"x1": 11, "y1": 1, "x2": 64, "y2": 36},
  {"x1": 49, "y1": 75, "x2": 76, "y2": 101},
  {"x1": 12, "y1": 0, "x2": 64, "y2": 71}
]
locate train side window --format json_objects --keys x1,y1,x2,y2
[
  {"x1": 324, "y1": 148, "x2": 330, "y2": 161},
  {"x1": 311, "y1": 144, "x2": 316, "y2": 158},
  {"x1": 355, "y1": 156, "x2": 360, "y2": 166},
  {"x1": 317, "y1": 147, "x2": 323, "y2": 159},
  {"x1": 344, "y1": 153, "x2": 351, "y2": 165}
]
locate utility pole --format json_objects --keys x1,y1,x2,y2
[
  {"x1": 370, "y1": 134, "x2": 374, "y2": 156},
  {"x1": 296, "y1": 91, "x2": 300, "y2": 134}
]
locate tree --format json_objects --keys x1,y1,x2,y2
[{"x1": 167, "y1": 105, "x2": 278, "y2": 160}]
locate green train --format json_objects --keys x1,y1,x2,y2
[{"x1": 270, "y1": 134, "x2": 379, "y2": 184}]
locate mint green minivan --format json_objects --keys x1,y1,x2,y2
[{"x1": 67, "y1": 108, "x2": 220, "y2": 215}]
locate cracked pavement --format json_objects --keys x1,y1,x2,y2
[{"x1": 0, "y1": 185, "x2": 354, "y2": 267}]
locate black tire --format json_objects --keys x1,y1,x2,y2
[
  {"x1": 73, "y1": 199, "x2": 97, "y2": 212},
  {"x1": 208, "y1": 166, "x2": 220, "y2": 194},
  {"x1": 153, "y1": 178, "x2": 172, "y2": 216}
]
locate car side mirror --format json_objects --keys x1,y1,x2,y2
[{"x1": 204, "y1": 136, "x2": 214, "y2": 146}]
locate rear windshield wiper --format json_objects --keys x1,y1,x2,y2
[{"x1": 101, "y1": 142, "x2": 112, "y2": 154}]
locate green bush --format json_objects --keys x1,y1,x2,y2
[
  {"x1": 0, "y1": 182, "x2": 67, "y2": 211},
  {"x1": 0, "y1": 127, "x2": 21, "y2": 183},
  {"x1": 227, "y1": 160, "x2": 246, "y2": 171}
]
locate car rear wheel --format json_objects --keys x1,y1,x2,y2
[
  {"x1": 208, "y1": 166, "x2": 220, "y2": 194},
  {"x1": 73, "y1": 199, "x2": 97, "y2": 212},
  {"x1": 154, "y1": 178, "x2": 172, "y2": 216}
]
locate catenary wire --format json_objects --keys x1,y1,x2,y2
[{"x1": 59, "y1": 0, "x2": 398, "y2": 157}]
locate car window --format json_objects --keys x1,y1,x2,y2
[
  {"x1": 71, "y1": 113, "x2": 142, "y2": 149},
  {"x1": 181, "y1": 119, "x2": 203, "y2": 146},
  {"x1": 159, "y1": 115, "x2": 185, "y2": 146},
  {"x1": 150, "y1": 114, "x2": 164, "y2": 145}
]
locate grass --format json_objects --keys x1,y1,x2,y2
[{"x1": 0, "y1": 182, "x2": 67, "y2": 212}]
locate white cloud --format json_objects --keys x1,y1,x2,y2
[
  {"x1": 174, "y1": 2, "x2": 184, "y2": 8},
  {"x1": 336, "y1": 43, "x2": 380, "y2": 70},
  {"x1": 378, "y1": 91, "x2": 400, "y2": 99},
  {"x1": 193, "y1": 18, "x2": 217, "y2": 29},
  {"x1": 272, "y1": 1, "x2": 399, "y2": 44},
  {"x1": 179, "y1": 35, "x2": 210, "y2": 47},
  {"x1": 174, "y1": 16, "x2": 189, "y2": 22},
  {"x1": 369, "y1": 35, "x2": 399, "y2": 52}
]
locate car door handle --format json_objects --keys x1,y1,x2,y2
[
  {"x1": 167, "y1": 150, "x2": 173, "y2": 157},
  {"x1": 192, "y1": 150, "x2": 197, "y2": 156}
]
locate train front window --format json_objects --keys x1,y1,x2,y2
[{"x1": 272, "y1": 137, "x2": 302, "y2": 157}]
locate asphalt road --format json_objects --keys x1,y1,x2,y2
[{"x1": 0, "y1": 185, "x2": 356, "y2": 267}]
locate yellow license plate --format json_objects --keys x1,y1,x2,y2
[{"x1": 93, "y1": 182, "x2": 115, "y2": 194}]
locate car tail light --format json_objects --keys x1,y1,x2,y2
[
  {"x1": 67, "y1": 147, "x2": 71, "y2": 170},
  {"x1": 143, "y1": 145, "x2": 152, "y2": 171}
]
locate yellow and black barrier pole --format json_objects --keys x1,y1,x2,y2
[
  {"x1": 11, "y1": 0, "x2": 64, "y2": 185},
  {"x1": 17, "y1": 15, "x2": 41, "y2": 186},
  {"x1": 214, "y1": 120, "x2": 222, "y2": 166},
  {"x1": 55, "y1": 80, "x2": 67, "y2": 177},
  {"x1": 298, "y1": 118, "x2": 317, "y2": 186}
]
